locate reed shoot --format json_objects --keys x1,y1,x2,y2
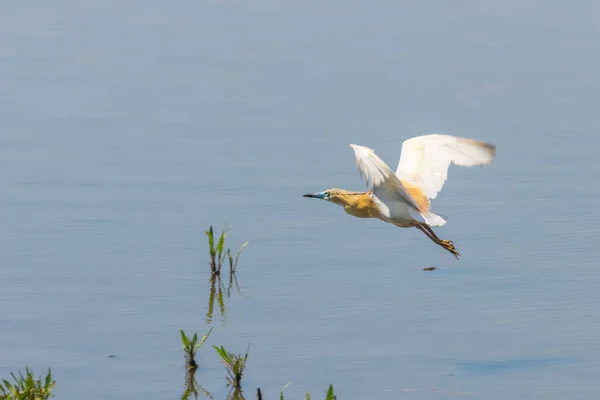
[
  {"x1": 213, "y1": 345, "x2": 249, "y2": 389},
  {"x1": 228, "y1": 241, "x2": 249, "y2": 273},
  {"x1": 180, "y1": 327, "x2": 213, "y2": 370},
  {"x1": 205, "y1": 224, "x2": 248, "y2": 275}
]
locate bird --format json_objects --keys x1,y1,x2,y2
[{"x1": 303, "y1": 134, "x2": 496, "y2": 258}]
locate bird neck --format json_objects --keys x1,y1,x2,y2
[{"x1": 329, "y1": 189, "x2": 370, "y2": 207}]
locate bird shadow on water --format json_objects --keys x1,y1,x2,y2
[{"x1": 433, "y1": 356, "x2": 574, "y2": 376}]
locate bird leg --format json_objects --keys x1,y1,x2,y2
[{"x1": 414, "y1": 223, "x2": 460, "y2": 259}]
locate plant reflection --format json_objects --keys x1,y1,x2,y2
[
  {"x1": 181, "y1": 367, "x2": 212, "y2": 400},
  {"x1": 205, "y1": 270, "x2": 243, "y2": 325}
]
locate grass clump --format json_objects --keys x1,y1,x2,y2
[
  {"x1": 213, "y1": 345, "x2": 249, "y2": 390},
  {"x1": 278, "y1": 383, "x2": 337, "y2": 400},
  {"x1": 205, "y1": 224, "x2": 248, "y2": 275},
  {"x1": 180, "y1": 328, "x2": 213, "y2": 370},
  {"x1": 0, "y1": 367, "x2": 55, "y2": 400},
  {"x1": 204, "y1": 223, "x2": 248, "y2": 325}
]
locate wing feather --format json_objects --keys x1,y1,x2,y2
[
  {"x1": 349, "y1": 143, "x2": 421, "y2": 211},
  {"x1": 395, "y1": 134, "x2": 496, "y2": 200}
]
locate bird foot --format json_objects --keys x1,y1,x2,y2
[{"x1": 439, "y1": 240, "x2": 460, "y2": 259}]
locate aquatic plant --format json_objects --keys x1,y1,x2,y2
[
  {"x1": 180, "y1": 328, "x2": 213, "y2": 370},
  {"x1": 205, "y1": 225, "x2": 227, "y2": 274},
  {"x1": 0, "y1": 367, "x2": 55, "y2": 400},
  {"x1": 205, "y1": 224, "x2": 248, "y2": 275},
  {"x1": 277, "y1": 383, "x2": 337, "y2": 400},
  {"x1": 213, "y1": 345, "x2": 249, "y2": 390},
  {"x1": 227, "y1": 242, "x2": 249, "y2": 274},
  {"x1": 320, "y1": 385, "x2": 337, "y2": 400},
  {"x1": 279, "y1": 382, "x2": 291, "y2": 399}
]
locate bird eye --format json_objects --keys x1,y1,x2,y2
[{"x1": 324, "y1": 191, "x2": 330, "y2": 198}]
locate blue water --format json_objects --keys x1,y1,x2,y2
[{"x1": 2, "y1": 1, "x2": 600, "y2": 399}]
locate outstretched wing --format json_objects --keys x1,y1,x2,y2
[
  {"x1": 395, "y1": 134, "x2": 496, "y2": 200},
  {"x1": 349, "y1": 143, "x2": 420, "y2": 211}
]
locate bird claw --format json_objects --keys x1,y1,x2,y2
[{"x1": 439, "y1": 240, "x2": 460, "y2": 259}]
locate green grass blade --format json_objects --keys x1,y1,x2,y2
[
  {"x1": 213, "y1": 345, "x2": 233, "y2": 367},
  {"x1": 216, "y1": 224, "x2": 230, "y2": 266},
  {"x1": 325, "y1": 384, "x2": 336, "y2": 400},
  {"x1": 216, "y1": 226, "x2": 228, "y2": 256},
  {"x1": 213, "y1": 345, "x2": 226, "y2": 365},
  {"x1": 45, "y1": 369, "x2": 52, "y2": 388},
  {"x1": 180, "y1": 330, "x2": 190, "y2": 349},
  {"x1": 232, "y1": 241, "x2": 249, "y2": 271},
  {"x1": 205, "y1": 226, "x2": 215, "y2": 258},
  {"x1": 191, "y1": 335, "x2": 198, "y2": 353},
  {"x1": 195, "y1": 327, "x2": 213, "y2": 351},
  {"x1": 280, "y1": 382, "x2": 292, "y2": 400},
  {"x1": 213, "y1": 345, "x2": 225, "y2": 358}
]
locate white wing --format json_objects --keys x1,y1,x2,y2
[
  {"x1": 395, "y1": 134, "x2": 496, "y2": 200},
  {"x1": 349, "y1": 143, "x2": 420, "y2": 213}
]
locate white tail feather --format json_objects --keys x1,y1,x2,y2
[
  {"x1": 407, "y1": 208, "x2": 446, "y2": 227},
  {"x1": 420, "y1": 210, "x2": 447, "y2": 227}
]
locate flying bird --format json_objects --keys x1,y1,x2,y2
[{"x1": 303, "y1": 134, "x2": 496, "y2": 258}]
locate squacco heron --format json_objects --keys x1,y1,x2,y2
[{"x1": 303, "y1": 134, "x2": 496, "y2": 258}]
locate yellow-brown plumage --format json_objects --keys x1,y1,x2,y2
[
  {"x1": 326, "y1": 182, "x2": 429, "y2": 219},
  {"x1": 305, "y1": 186, "x2": 460, "y2": 258},
  {"x1": 303, "y1": 135, "x2": 496, "y2": 259},
  {"x1": 402, "y1": 181, "x2": 430, "y2": 211},
  {"x1": 328, "y1": 190, "x2": 381, "y2": 219}
]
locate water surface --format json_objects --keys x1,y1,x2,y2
[{"x1": 1, "y1": 1, "x2": 600, "y2": 399}]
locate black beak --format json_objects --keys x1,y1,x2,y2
[{"x1": 303, "y1": 193, "x2": 316, "y2": 198}]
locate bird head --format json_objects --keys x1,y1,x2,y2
[{"x1": 302, "y1": 188, "x2": 347, "y2": 205}]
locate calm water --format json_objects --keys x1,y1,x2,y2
[{"x1": 2, "y1": 1, "x2": 600, "y2": 399}]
